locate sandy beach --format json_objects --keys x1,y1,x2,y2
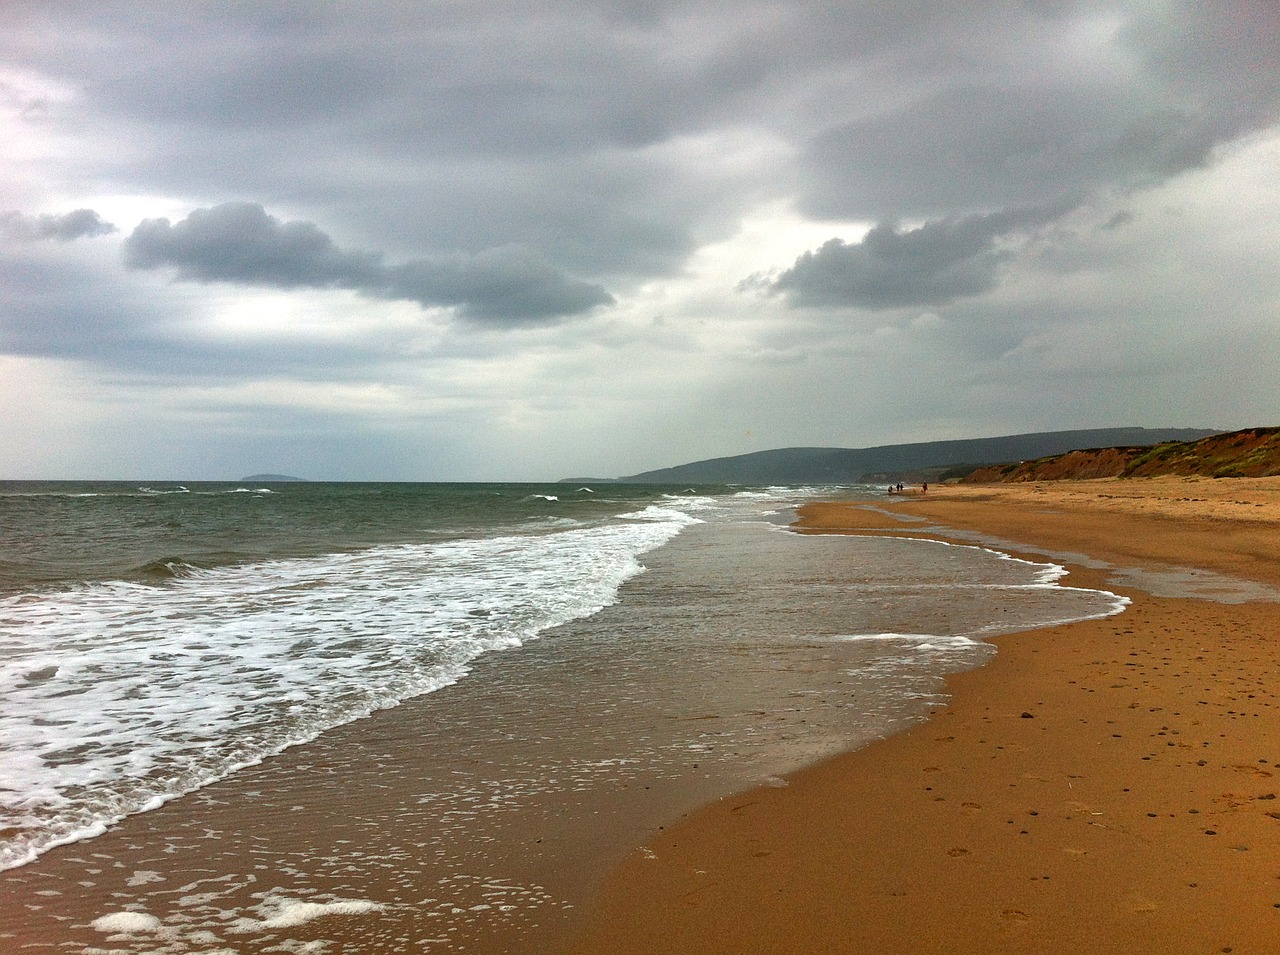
[
  {"x1": 569, "y1": 477, "x2": 1280, "y2": 954},
  {"x1": 4, "y1": 504, "x2": 1017, "y2": 955}
]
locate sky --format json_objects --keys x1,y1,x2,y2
[{"x1": 2, "y1": 1, "x2": 1278, "y2": 481}]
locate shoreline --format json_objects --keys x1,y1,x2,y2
[
  {"x1": 3, "y1": 505, "x2": 994, "y2": 955},
  {"x1": 568, "y1": 477, "x2": 1280, "y2": 954}
]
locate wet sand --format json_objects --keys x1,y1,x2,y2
[
  {"x1": 1, "y1": 517, "x2": 992, "y2": 955},
  {"x1": 570, "y1": 477, "x2": 1280, "y2": 954}
]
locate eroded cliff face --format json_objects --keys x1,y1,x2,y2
[{"x1": 963, "y1": 427, "x2": 1280, "y2": 483}]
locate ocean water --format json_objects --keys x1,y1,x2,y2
[{"x1": 0, "y1": 481, "x2": 1126, "y2": 952}]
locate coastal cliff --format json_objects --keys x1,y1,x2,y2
[{"x1": 963, "y1": 426, "x2": 1280, "y2": 482}]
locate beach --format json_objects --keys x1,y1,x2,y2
[
  {"x1": 4, "y1": 478, "x2": 1277, "y2": 954},
  {"x1": 5, "y1": 484, "x2": 1105, "y2": 955},
  {"x1": 569, "y1": 477, "x2": 1280, "y2": 954}
]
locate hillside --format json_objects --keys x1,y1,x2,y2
[
  {"x1": 603, "y1": 427, "x2": 1219, "y2": 484},
  {"x1": 962, "y1": 427, "x2": 1280, "y2": 483}
]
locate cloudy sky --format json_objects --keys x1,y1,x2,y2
[{"x1": 2, "y1": 1, "x2": 1278, "y2": 480}]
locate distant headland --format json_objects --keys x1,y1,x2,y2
[
  {"x1": 240, "y1": 473, "x2": 309, "y2": 482},
  {"x1": 565, "y1": 427, "x2": 1221, "y2": 485}
]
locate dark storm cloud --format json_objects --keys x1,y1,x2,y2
[
  {"x1": 9, "y1": 1, "x2": 1277, "y2": 292},
  {"x1": 384, "y1": 247, "x2": 617, "y2": 323},
  {"x1": 0, "y1": 209, "x2": 116, "y2": 242},
  {"x1": 125, "y1": 203, "x2": 613, "y2": 324},
  {"x1": 125, "y1": 203, "x2": 379, "y2": 287},
  {"x1": 795, "y1": 1, "x2": 1280, "y2": 221},
  {"x1": 6, "y1": 1, "x2": 767, "y2": 283},
  {"x1": 760, "y1": 207, "x2": 1062, "y2": 310},
  {"x1": 799, "y1": 86, "x2": 1223, "y2": 219}
]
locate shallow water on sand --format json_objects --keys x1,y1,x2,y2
[{"x1": 0, "y1": 508, "x2": 1125, "y2": 954}]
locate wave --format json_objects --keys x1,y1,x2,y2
[
  {"x1": 0, "y1": 487, "x2": 273, "y2": 500},
  {"x1": 131, "y1": 556, "x2": 207, "y2": 581},
  {"x1": 0, "y1": 505, "x2": 701, "y2": 871}
]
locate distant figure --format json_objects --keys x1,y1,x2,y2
[
  {"x1": 896, "y1": 482, "x2": 904, "y2": 492},
  {"x1": 922, "y1": 482, "x2": 928, "y2": 493}
]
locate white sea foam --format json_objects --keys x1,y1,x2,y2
[
  {"x1": 90, "y1": 911, "x2": 164, "y2": 934},
  {"x1": 0, "y1": 507, "x2": 701, "y2": 871},
  {"x1": 249, "y1": 898, "x2": 385, "y2": 930},
  {"x1": 835, "y1": 632, "x2": 995, "y2": 659},
  {"x1": 853, "y1": 534, "x2": 1129, "y2": 628},
  {"x1": 838, "y1": 632, "x2": 980, "y2": 647}
]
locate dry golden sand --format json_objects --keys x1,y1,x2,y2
[{"x1": 568, "y1": 477, "x2": 1280, "y2": 954}]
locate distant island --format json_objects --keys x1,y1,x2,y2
[{"x1": 240, "y1": 473, "x2": 309, "y2": 482}]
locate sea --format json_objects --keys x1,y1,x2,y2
[{"x1": 0, "y1": 480, "x2": 1126, "y2": 953}]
